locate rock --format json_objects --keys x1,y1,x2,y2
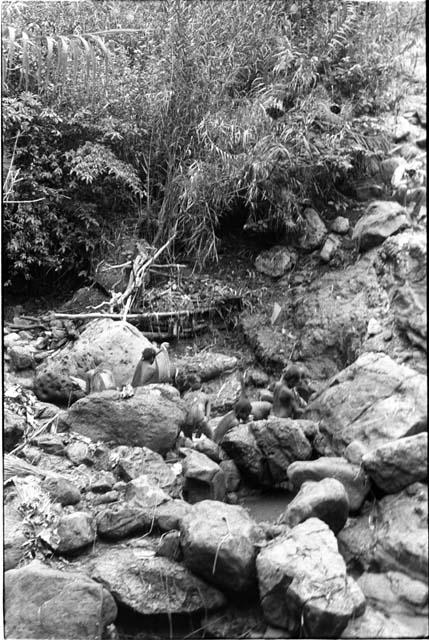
[
  {"x1": 93, "y1": 491, "x2": 119, "y2": 505},
  {"x1": 331, "y1": 216, "x2": 350, "y2": 234},
  {"x1": 96, "y1": 504, "x2": 153, "y2": 540},
  {"x1": 156, "y1": 530, "x2": 182, "y2": 561},
  {"x1": 203, "y1": 371, "x2": 242, "y2": 414},
  {"x1": 259, "y1": 389, "x2": 274, "y2": 402},
  {"x1": 380, "y1": 156, "x2": 406, "y2": 183},
  {"x1": 298, "y1": 207, "x2": 328, "y2": 251},
  {"x1": 91, "y1": 547, "x2": 226, "y2": 615},
  {"x1": 319, "y1": 233, "x2": 342, "y2": 263},
  {"x1": 366, "y1": 317, "x2": 382, "y2": 336},
  {"x1": 255, "y1": 246, "x2": 296, "y2": 278},
  {"x1": 280, "y1": 478, "x2": 349, "y2": 533},
  {"x1": 219, "y1": 459, "x2": 241, "y2": 492},
  {"x1": 338, "y1": 483, "x2": 428, "y2": 580},
  {"x1": 21, "y1": 445, "x2": 42, "y2": 465},
  {"x1": 5, "y1": 559, "x2": 117, "y2": 639},
  {"x1": 182, "y1": 449, "x2": 226, "y2": 503},
  {"x1": 247, "y1": 368, "x2": 270, "y2": 387},
  {"x1": 4, "y1": 505, "x2": 30, "y2": 570},
  {"x1": 180, "y1": 500, "x2": 263, "y2": 592},
  {"x1": 193, "y1": 434, "x2": 225, "y2": 463},
  {"x1": 125, "y1": 474, "x2": 171, "y2": 508},
  {"x1": 204, "y1": 605, "x2": 267, "y2": 640},
  {"x1": 250, "y1": 418, "x2": 312, "y2": 486},
  {"x1": 9, "y1": 345, "x2": 35, "y2": 370},
  {"x1": 344, "y1": 440, "x2": 367, "y2": 464},
  {"x1": 353, "y1": 180, "x2": 384, "y2": 201},
  {"x1": 393, "y1": 115, "x2": 411, "y2": 142},
  {"x1": 113, "y1": 445, "x2": 178, "y2": 494},
  {"x1": 287, "y1": 457, "x2": 370, "y2": 511},
  {"x1": 221, "y1": 423, "x2": 266, "y2": 484},
  {"x1": 352, "y1": 201, "x2": 410, "y2": 251},
  {"x1": 362, "y1": 432, "x2": 427, "y2": 493},
  {"x1": 341, "y1": 606, "x2": 412, "y2": 638},
  {"x1": 4, "y1": 332, "x2": 21, "y2": 349},
  {"x1": 41, "y1": 475, "x2": 81, "y2": 505},
  {"x1": 173, "y1": 351, "x2": 238, "y2": 392},
  {"x1": 88, "y1": 471, "x2": 116, "y2": 493},
  {"x1": 41, "y1": 512, "x2": 96, "y2": 554},
  {"x1": 34, "y1": 400, "x2": 62, "y2": 419},
  {"x1": 306, "y1": 352, "x2": 427, "y2": 456},
  {"x1": 256, "y1": 518, "x2": 365, "y2": 636},
  {"x1": 58, "y1": 385, "x2": 186, "y2": 454},
  {"x1": 155, "y1": 499, "x2": 193, "y2": 531},
  {"x1": 3, "y1": 407, "x2": 25, "y2": 452},
  {"x1": 33, "y1": 433, "x2": 67, "y2": 456},
  {"x1": 416, "y1": 136, "x2": 426, "y2": 149},
  {"x1": 250, "y1": 400, "x2": 272, "y2": 420},
  {"x1": 34, "y1": 319, "x2": 152, "y2": 404},
  {"x1": 65, "y1": 440, "x2": 93, "y2": 466}
]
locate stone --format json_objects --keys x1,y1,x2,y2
[
  {"x1": 88, "y1": 471, "x2": 116, "y2": 493},
  {"x1": 330, "y1": 216, "x2": 350, "y2": 234},
  {"x1": 247, "y1": 368, "x2": 270, "y2": 387},
  {"x1": 96, "y1": 504, "x2": 153, "y2": 540},
  {"x1": 393, "y1": 115, "x2": 411, "y2": 142},
  {"x1": 366, "y1": 317, "x2": 382, "y2": 336},
  {"x1": 380, "y1": 156, "x2": 406, "y2": 183},
  {"x1": 256, "y1": 518, "x2": 365, "y2": 636},
  {"x1": 34, "y1": 319, "x2": 152, "y2": 404},
  {"x1": 306, "y1": 352, "x2": 427, "y2": 456},
  {"x1": 3, "y1": 407, "x2": 25, "y2": 452},
  {"x1": 193, "y1": 434, "x2": 225, "y2": 463},
  {"x1": 352, "y1": 201, "x2": 410, "y2": 251},
  {"x1": 344, "y1": 440, "x2": 367, "y2": 465},
  {"x1": 65, "y1": 440, "x2": 93, "y2": 466},
  {"x1": 41, "y1": 512, "x2": 96, "y2": 554},
  {"x1": 219, "y1": 459, "x2": 241, "y2": 492},
  {"x1": 182, "y1": 449, "x2": 226, "y2": 503},
  {"x1": 4, "y1": 505, "x2": 30, "y2": 570},
  {"x1": 33, "y1": 433, "x2": 67, "y2": 456},
  {"x1": 221, "y1": 423, "x2": 266, "y2": 484},
  {"x1": 155, "y1": 499, "x2": 193, "y2": 532},
  {"x1": 58, "y1": 385, "x2": 186, "y2": 454},
  {"x1": 250, "y1": 400, "x2": 272, "y2": 420},
  {"x1": 341, "y1": 605, "x2": 411, "y2": 638},
  {"x1": 5, "y1": 559, "x2": 117, "y2": 639},
  {"x1": 255, "y1": 246, "x2": 296, "y2": 278},
  {"x1": 91, "y1": 548, "x2": 226, "y2": 615},
  {"x1": 124, "y1": 474, "x2": 171, "y2": 508},
  {"x1": 113, "y1": 445, "x2": 178, "y2": 494},
  {"x1": 298, "y1": 207, "x2": 328, "y2": 251},
  {"x1": 319, "y1": 233, "x2": 342, "y2": 263},
  {"x1": 280, "y1": 478, "x2": 349, "y2": 533},
  {"x1": 3, "y1": 332, "x2": 21, "y2": 349},
  {"x1": 204, "y1": 605, "x2": 267, "y2": 640},
  {"x1": 9, "y1": 345, "x2": 35, "y2": 370},
  {"x1": 180, "y1": 500, "x2": 264, "y2": 593},
  {"x1": 156, "y1": 530, "x2": 182, "y2": 561},
  {"x1": 362, "y1": 432, "x2": 427, "y2": 493},
  {"x1": 287, "y1": 457, "x2": 370, "y2": 511},
  {"x1": 93, "y1": 491, "x2": 119, "y2": 505},
  {"x1": 41, "y1": 475, "x2": 81, "y2": 505},
  {"x1": 173, "y1": 351, "x2": 238, "y2": 392},
  {"x1": 203, "y1": 371, "x2": 242, "y2": 415}
]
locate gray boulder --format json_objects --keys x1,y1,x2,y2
[
  {"x1": 287, "y1": 457, "x2": 370, "y2": 511},
  {"x1": 341, "y1": 606, "x2": 412, "y2": 638},
  {"x1": 41, "y1": 475, "x2": 81, "y2": 505},
  {"x1": 298, "y1": 207, "x2": 328, "y2": 251},
  {"x1": 91, "y1": 547, "x2": 226, "y2": 615},
  {"x1": 40, "y1": 512, "x2": 96, "y2": 554},
  {"x1": 113, "y1": 445, "x2": 179, "y2": 494},
  {"x1": 182, "y1": 449, "x2": 226, "y2": 503},
  {"x1": 280, "y1": 478, "x2": 349, "y2": 533},
  {"x1": 320, "y1": 233, "x2": 342, "y2": 263},
  {"x1": 331, "y1": 216, "x2": 350, "y2": 234},
  {"x1": 173, "y1": 351, "x2": 238, "y2": 392},
  {"x1": 96, "y1": 504, "x2": 154, "y2": 540},
  {"x1": 221, "y1": 423, "x2": 266, "y2": 484},
  {"x1": 352, "y1": 201, "x2": 410, "y2": 251},
  {"x1": 58, "y1": 385, "x2": 186, "y2": 453},
  {"x1": 256, "y1": 518, "x2": 365, "y2": 636},
  {"x1": 255, "y1": 245, "x2": 296, "y2": 278},
  {"x1": 5, "y1": 559, "x2": 117, "y2": 639},
  {"x1": 180, "y1": 500, "x2": 263, "y2": 592}
]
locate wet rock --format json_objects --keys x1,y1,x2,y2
[
  {"x1": 9, "y1": 345, "x2": 35, "y2": 370},
  {"x1": 58, "y1": 385, "x2": 186, "y2": 454},
  {"x1": 33, "y1": 433, "x2": 67, "y2": 456},
  {"x1": 41, "y1": 475, "x2": 81, "y2": 505},
  {"x1": 41, "y1": 512, "x2": 96, "y2": 555},
  {"x1": 4, "y1": 407, "x2": 25, "y2": 452},
  {"x1": 256, "y1": 518, "x2": 365, "y2": 636},
  {"x1": 352, "y1": 201, "x2": 410, "y2": 251},
  {"x1": 193, "y1": 434, "x2": 226, "y2": 463},
  {"x1": 306, "y1": 352, "x2": 427, "y2": 456},
  {"x1": 4, "y1": 505, "x2": 30, "y2": 570},
  {"x1": 91, "y1": 547, "x2": 226, "y2": 615},
  {"x1": 173, "y1": 351, "x2": 238, "y2": 392},
  {"x1": 250, "y1": 400, "x2": 272, "y2": 420},
  {"x1": 280, "y1": 478, "x2": 349, "y2": 533},
  {"x1": 298, "y1": 207, "x2": 328, "y2": 251},
  {"x1": 341, "y1": 605, "x2": 411, "y2": 638},
  {"x1": 155, "y1": 499, "x2": 193, "y2": 531},
  {"x1": 88, "y1": 471, "x2": 116, "y2": 493},
  {"x1": 247, "y1": 368, "x2": 270, "y2": 387},
  {"x1": 93, "y1": 491, "x2": 119, "y2": 505},
  {"x1": 96, "y1": 504, "x2": 153, "y2": 540},
  {"x1": 362, "y1": 432, "x2": 427, "y2": 493},
  {"x1": 320, "y1": 233, "x2": 342, "y2": 263},
  {"x1": 156, "y1": 530, "x2": 182, "y2": 561},
  {"x1": 255, "y1": 246, "x2": 296, "y2": 278},
  {"x1": 221, "y1": 423, "x2": 266, "y2": 484},
  {"x1": 182, "y1": 449, "x2": 226, "y2": 503},
  {"x1": 65, "y1": 440, "x2": 93, "y2": 466},
  {"x1": 287, "y1": 457, "x2": 370, "y2": 511},
  {"x1": 331, "y1": 216, "x2": 350, "y2": 235},
  {"x1": 125, "y1": 474, "x2": 171, "y2": 508},
  {"x1": 5, "y1": 559, "x2": 117, "y2": 639},
  {"x1": 113, "y1": 445, "x2": 178, "y2": 494},
  {"x1": 219, "y1": 459, "x2": 241, "y2": 492},
  {"x1": 180, "y1": 499, "x2": 264, "y2": 593},
  {"x1": 34, "y1": 319, "x2": 152, "y2": 404}
]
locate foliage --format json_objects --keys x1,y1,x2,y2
[{"x1": 1, "y1": 0, "x2": 425, "y2": 289}]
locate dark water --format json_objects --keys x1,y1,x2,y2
[{"x1": 240, "y1": 489, "x2": 293, "y2": 523}]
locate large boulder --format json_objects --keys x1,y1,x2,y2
[
  {"x1": 5, "y1": 559, "x2": 117, "y2": 639},
  {"x1": 287, "y1": 457, "x2": 370, "y2": 511},
  {"x1": 306, "y1": 352, "x2": 427, "y2": 456},
  {"x1": 58, "y1": 385, "x2": 186, "y2": 453},
  {"x1": 220, "y1": 423, "x2": 266, "y2": 484},
  {"x1": 362, "y1": 432, "x2": 427, "y2": 493},
  {"x1": 180, "y1": 500, "x2": 264, "y2": 593},
  {"x1": 40, "y1": 512, "x2": 96, "y2": 555},
  {"x1": 112, "y1": 445, "x2": 179, "y2": 495},
  {"x1": 256, "y1": 518, "x2": 365, "y2": 636},
  {"x1": 182, "y1": 449, "x2": 226, "y2": 503},
  {"x1": 173, "y1": 351, "x2": 238, "y2": 392},
  {"x1": 96, "y1": 504, "x2": 154, "y2": 540},
  {"x1": 91, "y1": 547, "x2": 226, "y2": 616},
  {"x1": 280, "y1": 478, "x2": 349, "y2": 534},
  {"x1": 34, "y1": 319, "x2": 152, "y2": 404},
  {"x1": 352, "y1": 201, "x2": 410, "y2": 251}
]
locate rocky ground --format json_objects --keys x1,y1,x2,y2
[{"x1": 3, "y1": 92, "x2": 427, "y2": 639}]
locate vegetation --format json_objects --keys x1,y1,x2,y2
[{"x1": 2, "y1": 0, "x2": 425, "y2": 292}]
